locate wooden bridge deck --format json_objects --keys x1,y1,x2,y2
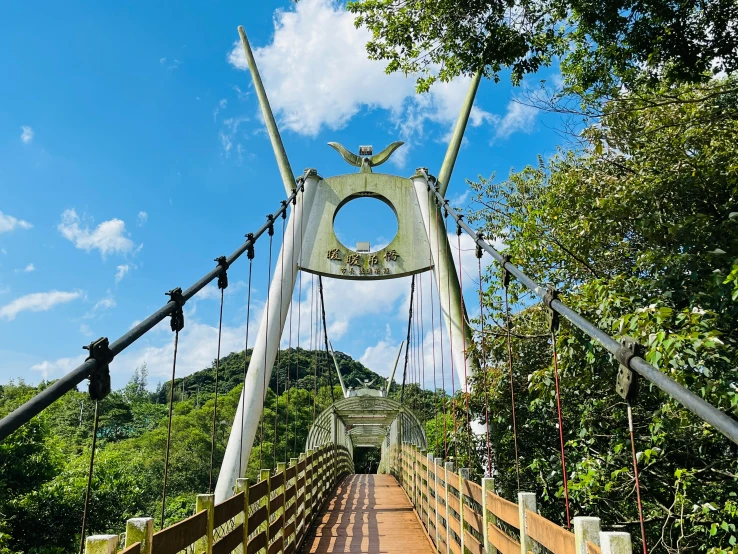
[{"x1": 301, "y1": 474, "x2": 435, "y2": 554}]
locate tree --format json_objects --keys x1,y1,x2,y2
[
  {"x1": 465, "y1": 77, "x2": 738, "y2": 551},
  {"x1": 347, "y1": 0, "x2": 738, "y2": 97}
]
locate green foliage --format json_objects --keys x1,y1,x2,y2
[
  {"x1": 465, "y1": 78, "x2": 738, "y2": 552},
  {"x1": 0, "y1": 348, "x2": 383, "y2": 554},
  {"x1": 347, "y1": 0, "x2": 738, "y2": 98}
]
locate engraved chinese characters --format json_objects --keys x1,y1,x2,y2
[{"x1": 327, "y1": 248, "x2": 399, "y2": 276}]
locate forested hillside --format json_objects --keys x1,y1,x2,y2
[{"x1": 0, "y1": 348, "x2": 418, "y2": 554}]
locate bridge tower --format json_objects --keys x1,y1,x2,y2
[{"x1": 215, "y1": 27, "x2": 482, "y2": 501}]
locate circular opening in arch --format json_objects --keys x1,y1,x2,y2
[{"x1": 333, "y1": 196, "x2": 398, "y2": 253}]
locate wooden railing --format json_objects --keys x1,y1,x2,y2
[
  {"x1": 84, "y1": 444, "x2": 354, "y2": 554},
  {"x1": 387, "y1": 443, "x2": 633, "y2": 554}
]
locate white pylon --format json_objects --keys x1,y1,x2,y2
[{"x1": 215, "y1": 172, "x2": 319, "y2": 502}]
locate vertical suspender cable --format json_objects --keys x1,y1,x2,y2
[
  {"x1": 434, "y1": 192, "x2": 448, "y2": 459},
  {"x1": 419, "y1": 271, "x2": 427, "y2": 422},
  {"x1": 318, "y1": 276, "x2": 335, "y2": 403},
  {"x1": 628, "y1": 403, "x2": 649, "y2": 553},
  {"x1": 311, "y1": 275, "x2": 317, "y2": 423},
  {"x1": 209, "y1": 256, "x2": 229, "y2": 493},
  {"x1": 502, "y1": 270, "x2": 521, "y2": 490},
  {"x1": 294, "y1": 184, "x2": 304, "y2": 457},
  {"x1": 259, "y1": 217, "x2": 274, "y2": 472},
  {"x1": 444, "y1": 208, "x2": 458, "y2": 462},
  {"x1": 477, "y1": 243, "x2": 492, "y2": 478},
  {"x1": 400, "y1": 276, "x2": 416, "y2": 403},
  {"x1": 273, "y1": 207, "x2": 287, "y2": 465},
  {"x1": 456, "y1": 222, "x2": 472, "y2": 466},
  {"x1": 285, "y1": 196, "x2": 296, "y2": 462},
  {"x1": 238, "y1": 240, "x2": 255, "y2": 478},
  {"x1": 427, "y1": 191, "x2": 440, "y2": 457},
  {"x1": 78, "y1": 400, "x2": 100, "y2": 554},
  {"x1": 161, "y1": 288, "x2": 184, "y2": 527}
]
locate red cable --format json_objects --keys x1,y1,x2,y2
[
  {"x1": 478, "y1": 256, "x2": 492, "y2": 477},
  {"x1": 456, "y1": 231, "x2": 472, "y2": 466},
  {"x1": 551, "y1": 336, "x2": 571, "y2": 528},
  {"x1": 628, "y1": 403, "x2": 649, "y2": 554}
]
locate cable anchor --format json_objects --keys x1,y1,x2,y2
[
  {"x1": 215, "y1": 256, "x2": 229, "y2": 290},
  {"x1": 615, "y1": 336, "x2": 644, "y2": 401},
  {"x1": 291, "y1": 190, "x2": 297, "y2": 205},
  {"x1": 280, "y1": 200, "x2": 288, "y2": 219},
  {"x1": 456, "y1": 214, "x2": 463, "y2": 236},
  {"x1": 166, "y1": 287, "x2": 185, "y2": 333},
  {"x1": 83, "y1": 337, "x2": 114, "y2": 401},
  {"x1": 266, "y1": 214, "x2": 275, "y2": 237},
  {"x1": 476, "y1": 232, "x2": 484, "y2": 259},
  {"x1": 543, "y1": 287, "x2": 560, "y2": 333}
]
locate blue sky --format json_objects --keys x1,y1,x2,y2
[{"x1": 0, "y1": 0, "x2": 565, "y2": 392}]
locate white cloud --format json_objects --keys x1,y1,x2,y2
[
  {"x1": 0, "y1": 290, "x2": 82, "y2": 321},
  {"x1": 23, "y1": 263, "x2": 35, "y2": 273},
  {"x1": 214, "y1": 98, "x2": 227, "y2": 122},
  {"x1": 495, "y1": 101, "x2": 538, "y2": 138},
  {"x1": 359, "y1": 325, "x2": 404, "y2": 378},
  {"x1": 137, "y1": 211, "x2": 148, "y2": 226},
  {"x1": 58, "y1": 209, "x2": 135, "y2": 257},
  {"x1": 31, "y1": 355, "x2": 85, "y2": 379},
  {"x1": 93, "y1": 297, "x2": 116, "y2": 311},
  {"x1": 115, "y1": 264, "x2": 130, "y2": 283},
  {"x1": 20, "y1": 126, "x2": 34, "y2": 144},
  {"x1": 80, "y1": 323, "x2": 94, "y2": 337},
  {"x1": 0, "y1": 211, "x2": 32, "y2": 234},
  {"x1": 227, "y1": 0, "x2": 496, "y2": 164}
]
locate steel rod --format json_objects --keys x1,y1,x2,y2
[
  {"x1": 428, "y1": 181, "x2": 738, "y2": 446},
  {"x1": 0, "y1": 187, "x2": 299, "y2": 442}
]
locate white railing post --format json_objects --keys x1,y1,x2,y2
[
  {"x1": 434, "y1": 457, "x2": 443, "y2": 551},
  {"x1": 84, "y1": 535, "x2": 118, "y2": 554},
  {"x1": 481, "y1": 478, "x2": 498, "y2": 554},
  {"x1": 573, "y1": 517, "x2": 600, "y2": 554},
  {"x1": 125, "y1": 518, "x2": 153, "y2": 554},
  {"x1": 236, "y1": 478, "x2": 250, "y2": 554},
  {"x1": 444, "y1": 461, "x2": 455, "y2": 554},
  {"x1": 260, "y1": 469, "x2": 271, "y2": 546},
  {"x1": 276, "y1": 462, "x2": 287, "y2": 550},
  {"x1": 600, "y1": 532, "x2": 632, "y2": 554},
  {"x1": 458, "y1": 468, "x2": 469, "y2": 554},
  {"x1": 195, "y1": 494, "x2": 215, "y2": 554},
  {"x1": 518, "y1": 492, "x2": 537, "y2": 554}
]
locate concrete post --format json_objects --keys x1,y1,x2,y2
[
  {"x1": 236, "y1": 479, "x2": 250, "y2": 554},
  {"x1": 260, "y1": 470, "x2": 271, "y2": 545},
  {"x1": 458, "y1": 468, "x2": 469, "y2": 554},
  {"x1": 84, "y1": 535, "x2": 118, "y2": 554},
  {"x1": 195, "y1": 494, "x2": 215, "y2": 554},
  {"x1": 573, "y1": 517, "x2": 601, "y2": 554},
  {"x1": 600, "y1": 532, "x2": 632, "y2": 554},
  {"x1": 412, "y1": 173, "x2": 478, "y2": 392},
  {"x1": 481, "y1": 478, "x2": 498, "y2": 554},
  {"x1": 434, "y1": 457, "x2": 443, "y2": 552},
  {"x1": 125, "y1": 518, "x2": 153, "y2": 554},
  {"x1": 444, "y1": 461, "x2": 455, "y2": 554},
  {"x1": 518, "y1": 492, "x2": 537, "y2": 554},
  {"x1": 215, "y1": 171, "x2": 320, "y2": 502}
]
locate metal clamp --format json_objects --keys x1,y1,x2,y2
[
  {"x1": 266, "y1": 214, "x2": 275, "y2": 236},
  {"x1": 245, "y1": 232, "x2": 255, "y2": 260},
  {"x1": 291, "y1": 190, "x2": 297, "y2": 205},
  {"x1": 456, "y1": 215, "x2": 463, "y2": 236},
  {"x1": 166, "y1": 287, "x2": 185, "y2": 333},
  {"x1": 280, "y1": 200, "x2": 288, "y2": 219},
  {"x1": 502, "y1": 254, "x2": 512, "y2": 288},
  {"x1": 616, "y1": 336, "x2": 643, "y2": 401},
  {"x1": 544, "y1": 287, "x2": 560, "y2": 333},
  {"x1": 83, "y1": 337, "x2": 113, "y2": 401},
  {"x1": 215, "y1": 256, "x2": 229, "y2": 290},
  {"x1": 476, "y1": 233, "x2": 484, "y2": 259}
]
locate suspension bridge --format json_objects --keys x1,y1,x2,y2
[{"x1": 1, "y1": 25, "x2": 737, "y2": 554}]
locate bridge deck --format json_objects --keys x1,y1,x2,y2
[{"x1": 301, "y1": 474, "x2": 434, "y2": 554}]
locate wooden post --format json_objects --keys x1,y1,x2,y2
[
  {"x1": 305, "y1": 449, "x2": 314, "y2": 520},
  {"x1": 434, "y1": 457, "x2": 443, "y2": 552},
  {"x1": 573, "y1": 517, "x2": 600, "y2": 554},
  {"x1": 195, "y1": 494, "x2": 215, "y2": 554},
  {"x1": 517, "y1": 492, "x2": 537, "y2": 554},
  {"x1": 425, "y1": 452, "x2": 433, "y2": 532},
  {"x1": 419, "y1": 448, "x2": 427, "y2": 515},
  {"x1": 481, "y1": 478, "x2": 498, "y2": 554},
  {"x1": 298, "y1": 452, "x2": 306, "y2": 540},
  {"x1": 444, "y1": 461, "x2": 455, "y2": 554},
  {"x1": 236, "y1": 479, "x2": 250, "y2": 554},
  {"x1": 260, "y1": 469, "x2": 271, "y2": 546},
  {"x1": 458, "y1": 468, "x2": 469, "y2": 554},
  {"x1": 289, "y1": 458, "x2": 298, "y2": 550},
  {"x1": 600, "y1": 532, "x2": 632, "y2": 554},
  {"x1": 84, "y1": 535, "x2": 118, "y2": 554},
  {"x1": 125, "y1": 518, "x2": 153, "y2": 554}
]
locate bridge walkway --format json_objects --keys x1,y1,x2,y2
[{"x1": 301, "y1": 474, "x2": 434, "y2": 554}]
